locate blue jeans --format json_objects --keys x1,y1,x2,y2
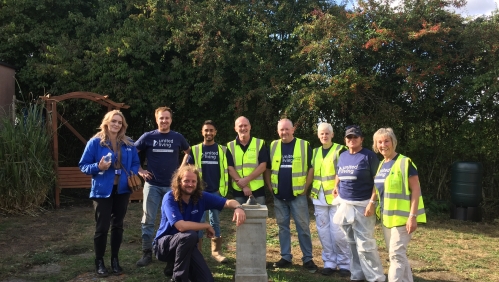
[
  {"x1": 198, "y1": 208, "x2": 221, "y2": 238},
  {"x1": 273, "y1": 194, "x2": 313, "y2": 263},
  {"x1": 141, "y1": 182, "x2": 171, "y2": 250}
]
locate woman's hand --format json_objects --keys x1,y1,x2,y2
[
  {"x1": 98, "y1": 156, "x2": 112, "y2": 171},
  {"x1": 364, "y1": 201, "x2": 376, "y2": 217},
  {"x1": 406, "y1": 216, "x2": 418, "y2": 234}
]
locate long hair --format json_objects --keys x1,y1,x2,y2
[
  {"x1": 93, "y1": 110, "x2": 133, "y2": 147},
  {"x1": 171, "y1": 165, "x2": 204, "y2": 211}
]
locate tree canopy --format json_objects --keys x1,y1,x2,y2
[{"x1": 1, "y1": 0, "x2": 499, "y2": 209}]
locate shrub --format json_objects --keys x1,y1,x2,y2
[{"x1": 0, "y1": 103, "x2": 55, "y2": 214}]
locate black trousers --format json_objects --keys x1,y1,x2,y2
[
  {"x1": 92, "y1": 187, "x2": 130, "y2": 259},
  {"x1": 155, "y1": 230, "x2": 214, "y2": 282}
]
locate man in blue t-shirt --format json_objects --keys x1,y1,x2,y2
[
  {"x1": 153, "y1": 165, "x2": 245, "y2": 282},
  {"x1": 187, "y1": 120, "x2": 230, "y2": 263},
  {"x1": 264, "y1": 119, "x2": 318, "y2": 272},
  {"x1": 135, "y1": 106, "x2": 191, "y2": 267}
]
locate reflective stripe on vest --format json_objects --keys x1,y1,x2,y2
[
  {"x1": 227, "y1": 138, "x2": 264, "y2": 191},
  {"x1": 375, "y1": 155, "x2": 426, "y2": 228},
  {"x1": 310, "y1": 143, "x2": 343, "y2": 204},
  {"x1": 270, "y1": 138, "x2": 308, "y2": 196},
  {"x1": 192, "y1": 144, "x2": 229, "y2": 197}
]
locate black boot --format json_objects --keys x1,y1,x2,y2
[
  {"x1": 136, "y1": 249, "x2": 152, "y2": 267},
  {"x1": 111, "y1": 257, "x2": 123, "y2": 275},
  {"x1": 95, "y1": 258, "x2": 109, "y2": 277},
  {"x1": 164, "y1": 261, "x2": 174, "y2": 277}
]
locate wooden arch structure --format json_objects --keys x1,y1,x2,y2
[{"x1": 40, "y1": 92, "x2": 130, "y2": 207}]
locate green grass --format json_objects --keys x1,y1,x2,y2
[{"x1": 0, "y1": 193, "x2": 498, "y2": 281}]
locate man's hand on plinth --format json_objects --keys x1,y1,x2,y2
[{"x1": 233, "y1": 208, "x2": 246, "y2": 226}]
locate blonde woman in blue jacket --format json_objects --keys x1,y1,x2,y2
[
  {"x1": 373, "y1": 128, "x2": 426, "y2": 282},
  {"x1": 79, "y1": 110, "x2": 140, "y2": 277}
]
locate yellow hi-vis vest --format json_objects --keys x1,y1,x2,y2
[
  {"x1": 311, "y1": 143, "x2": 344, "y2": 204},
  {"x1": 191, "y1": 143, "x2": 229, "y2": 197},
  {"x1": 270, "y1": 138, "x2": 309, "y2": 196},
  {"x1": 227, "y1": 137, "x2": 264, "y2": 191},
  {"x1": 375, "y1": 154, "x2": 426, "y2": 228}
]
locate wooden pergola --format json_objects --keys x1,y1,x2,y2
[{"x1": 40, "y1": 92, "x2": 130, "y2": 207}]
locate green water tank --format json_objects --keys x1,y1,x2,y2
[{"x1": 451, "y1": 162, "x2": 482, "y2": 207}]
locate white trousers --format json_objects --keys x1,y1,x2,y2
[
  {"x1": 383, "y1": 225, "x2": 413, "y2": 282},
  {"x1": 338, "y1": 204, "x2": 386, "y2": 282},
  {"x1": 314, "y1": 205, "x2": 350, "y2": 269}
]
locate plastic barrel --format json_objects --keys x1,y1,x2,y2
[{"x1": 450, "y1": 162, "x2": 482, "y2": 207}]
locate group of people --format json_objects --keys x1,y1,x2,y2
[{"x1": 79, "y1": 107, "x2": 426, "y2": 282}]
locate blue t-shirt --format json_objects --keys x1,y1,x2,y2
[
  {"x1": 272, "y1": 138, "x2": 313, "y2": 201},
  {"x1": 188, "y1": 143, "x2": 227, "y2": 193},
  {"x1": 154, "y1": 191, "x2": 226, "y2": 240},
  {"x1": 374, "y1": 154, "x2": 418, "y2": 209},
  {"x1": 337, "y1": 148, "x2": 379, "y2": 201},
  {"x1": 134, "y1": 130, "x2": 190, "y2": 187}
]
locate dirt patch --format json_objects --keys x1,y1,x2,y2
[
  {"x1": 29, "y1": 264, "x2": 61, "y2": 275},
  {"x1": 0, "y1": 205, "x2": 92, "y2": 256}
]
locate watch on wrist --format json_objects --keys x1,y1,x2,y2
[{"x1": 235, "y1": 205, "x2": 244, "y2": 210}]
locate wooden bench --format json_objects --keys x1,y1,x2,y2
[
  {"x1": 56, "y1": 167, "x2": 143, "y2": 205},
  {"x1": 58, "y1": 167, "x2": 91, "y2": 188}
]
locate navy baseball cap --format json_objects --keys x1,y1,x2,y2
[{"x1": 345, "y1": 125, "x2": 363, "y2": 137}]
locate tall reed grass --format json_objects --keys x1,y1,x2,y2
[{"x1": 0, "y1": 103, "x2": 55, "y2": 214}]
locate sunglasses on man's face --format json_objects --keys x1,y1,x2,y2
[{"x1": 346, "y1": 135, "x2": 359, "y2": 139}]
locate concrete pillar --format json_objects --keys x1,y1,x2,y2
[{"x1": 234, "y1": 203, "x2": 268, "y2": 282}]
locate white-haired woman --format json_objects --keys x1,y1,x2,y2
[
  {"x1": 310, "y1": 123, "x2": 351, "y2": 277},
  {"x1": 372, "y1": 128, "x2": 426, "y2": 282},
  {"x1": 79, "y1": 110, "x2": 140, "y2": 277}
]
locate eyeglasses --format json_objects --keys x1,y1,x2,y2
[{"x1": 346, "y1": 135, "x2": 359, "y2": 139}]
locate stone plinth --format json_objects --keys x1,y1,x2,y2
[{"x1": 234, "y1": 204, "x2": 268, "y2": 282}]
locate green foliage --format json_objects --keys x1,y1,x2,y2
[
  {"x1": 292, "y1": 0, "x2": 499, "y2": 211},
  {"x1": 0, "y1": 103, "x2": 55, "y2": 214},
  {"x1": 1, "y1": 0, "x2": 499, "y2": 211}
]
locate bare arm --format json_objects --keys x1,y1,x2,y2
[
  {"x1": 136, "y1": 149, "x2": 153, "y2": 181},
  {"x1": 364, "y1": 187, "x2": 377, "y2": 217},
  {"x1": 174, "y1": 220, "x2": 211, "y2": 233},
  {"x1": 333, "y1": 175, "x2": 339, "y2": 197},
  {"x1": 407, "y1": 175, "x2": 421, "y2": 234},
  {"x1": 228, "y1": 166, "x2": 242, "y2": 181},
  {"x1": 225, "y1": 199, "x2": 246, "y2": 226},
  {"x1": 181, "y1": 147, "x2": 191, "y2": 165},
  {"x1": 237, "y1": 162, "x2": 267, "y2": 188},
  {"x1": 301, "y1": 168, "x2": 314, "y2": 195},
  {"x1": 264, "y1": 168, "x2": 273, "y2": 194}
]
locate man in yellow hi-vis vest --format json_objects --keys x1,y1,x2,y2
[
  {"x1": 227, "y1": 116, "x2": 269, "y2": 205},
  {"x1": 187, "y1": 120, "x2": 229, "y2": 263},
  {"x1": 264, "y1": 119, "x2": 318, "y2": 272}
]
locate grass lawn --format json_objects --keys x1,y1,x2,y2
[{"x1": 0, "y1": 190, "x2": 498, "y2": 282}]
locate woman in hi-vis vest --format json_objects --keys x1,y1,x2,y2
[
  {"x1": 373, "y1": 128, "x2": 426, "y2": 282},
  {"x1": 311, "y1": 123, "x2": 350, "y2": 277}
]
